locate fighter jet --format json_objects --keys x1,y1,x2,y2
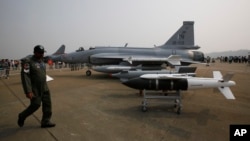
[
  {"x1": 122, "y1": 71, "x2": 236, "y2": 114},
  {"x1": 59, "y1": 21, "x2": 204, "y2": 76}
]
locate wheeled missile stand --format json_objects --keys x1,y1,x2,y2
[{"x1": 141, "y1": 89, "x2": 182, "y2": 114}]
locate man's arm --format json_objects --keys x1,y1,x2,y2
[{"x1": 21, "y1": 60, "x2": 32, "y2": 96}]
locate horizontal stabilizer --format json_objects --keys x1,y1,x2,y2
[{"x1": 218, "y1": 87, "x2": 235, "y2": 99}]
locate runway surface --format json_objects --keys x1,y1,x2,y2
[{"x1": 0, "y1": 62, "x2": 250, "y2": 141}]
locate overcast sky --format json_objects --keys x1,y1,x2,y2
[{"x1": 1, "y1": 0, "x2": 250, "y2": 59}]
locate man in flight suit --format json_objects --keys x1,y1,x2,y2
[{"x1": 18, "y1": 45, "x2": 56, "y2": 128}]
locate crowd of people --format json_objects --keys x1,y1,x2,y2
[
  {"x1": 0, "y1": 58, "x2": 84, "y2": 80},
  {"x1": 205, "y1": 55, "x2": 250, "y2": 64},
  {"x1": 0, "y1": 59, "x2": 20, "y2": 79},
  {"x1": 218, "y1": 56, "x2": 249, "y2": 64}
]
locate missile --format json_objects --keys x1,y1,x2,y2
[
  {"x1": 92, "y1": 65, "x2": 135, "y2": 73},
  {"x1": 122, "y1": 71, "x2": 236, "y2": 99},
  {"x1": 112, "y1": 66, "x2": 197, "y2": 80},
  {"x1": 92, "y1": 65, "x2": 164, "y2": 74},
  {"x1": 123, "y1": 55, "x2": 181, "y2": 65},
  {"x1": 112, "y1": 70, "x2": 196, "y2": 82}
]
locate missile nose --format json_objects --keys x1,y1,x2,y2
[
  {"x1": 122, "y1": 78, "x2": 143, "y2": 90},
  {"x1": 122, "y1": 79, "x2": 134, "y2": 87}
]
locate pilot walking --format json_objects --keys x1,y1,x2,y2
[{"x1": 18, "y1": 45, "x2": 56, "y2": 128}]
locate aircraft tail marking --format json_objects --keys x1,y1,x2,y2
[{"x1": 161, "y1": 21, "x2": 194, "y2": 48}]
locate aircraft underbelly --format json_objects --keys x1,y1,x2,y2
[{"x1": 90, "y1": 57, "x2": 121, "y2": 65}]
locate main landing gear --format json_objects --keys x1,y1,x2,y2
[{"x1": 86, "y1": 70, "x2": 92, "y2": 76}]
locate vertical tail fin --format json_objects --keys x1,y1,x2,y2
[
  {"x1": 53, "y1": 44, "x2": 65, "y2": 55},
  {"x1": 164, "y1": 21, "x2": 194, "y2": 46}
]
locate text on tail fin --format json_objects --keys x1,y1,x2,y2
[{"x1": 164, "y1": 21, "x2": 194, "y2": 46}]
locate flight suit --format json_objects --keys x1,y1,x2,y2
[{"x1": 19, "y1": 55, "x2": 52, "y2": 124}]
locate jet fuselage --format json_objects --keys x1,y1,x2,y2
[{"x1": 60, "y1": 46, "x2": 204, "y2": 65}]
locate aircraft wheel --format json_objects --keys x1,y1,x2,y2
[{"x1": 86, "y1": 70, "x2": 92, "y2": 76}]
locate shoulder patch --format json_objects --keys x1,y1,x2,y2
[{"x1": 23, "y1": 63, "x2": 30, "y2": 73}]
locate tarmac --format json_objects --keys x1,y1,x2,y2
[{"x1": 0, "y1": 62, "x2": 250, "y2": 141}]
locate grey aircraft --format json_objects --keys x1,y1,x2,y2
[{"x1": 59, "y1": 21, "x2": 204, "y2": 76}]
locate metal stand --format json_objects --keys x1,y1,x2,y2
[{"x1": 141, "y1": 89, "x2": 182, "y2": 114}]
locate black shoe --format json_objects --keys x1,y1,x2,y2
[
  {"x1": 41, "y1": 122, "x2": 56, "y2": 128},
  {"x1": 18, "y1": 114, "x2": 25, "y2": 127}
]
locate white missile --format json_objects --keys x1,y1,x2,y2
[
  {"x1": 92, "y1": 65, "x2": 164, "y2": 74},
  {"x1": 123, "y1": 55, "x2": 181, "y2": 65},
  {"x1": 123, "y1": 71, "x2": 236, "y2": 99}
]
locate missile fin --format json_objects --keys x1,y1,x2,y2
[
  {"x1": 213, "y1": 71, "x2": 234, "y2": 82},
  {"x1": 218, "y1": 87, "x2": 235, "y2": 99},
  {"x1": 213, "y1": 71, "x2": 222, "y2": 79},
  {"x1": 223, "y1": 73, "x2": 234, "y2": 82}
]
